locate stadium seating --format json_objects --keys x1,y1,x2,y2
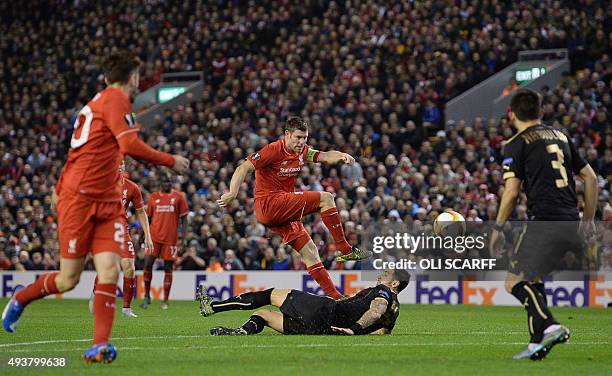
[{"x1": 0, "y1": 0, "x2": 609, "y2": 271}]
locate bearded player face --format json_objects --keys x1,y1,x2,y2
[
  {"x1": 127, "y1": 71, "x2": 140, "y2": 100},
  {"x1": 284, "y1": 129, "x2": 308, "y2": 154}
]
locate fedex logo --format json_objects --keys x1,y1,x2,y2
[
  {"x1": 544, "y1": 275, "x2": 612, "y2": 307},
  {"x1": 193, "y1": 274, "x2": 268, "y2": 300},
  {"x1": 2, "y1": 275, "x2": 21, "y2": 298},
  {"x1": 415, "y1": 275, "x2": 497, "y2": 305}
]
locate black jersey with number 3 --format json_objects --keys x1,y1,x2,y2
[{"x1": 502, "y1": 124, "x2": 587, "y2": 220}]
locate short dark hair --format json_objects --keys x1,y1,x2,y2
[
  {"x1": 510, "y1": 89, "x2": 541, "y2": 121},
  {"x1": 284, "y1": 116, "x2": 309, "y2": 133},
  {"x1": 102, "y1": 51, "x2": 141, "y2": 85},
  {"x1": 393, "y1": 269, "x2": 411, "y2": 293}
]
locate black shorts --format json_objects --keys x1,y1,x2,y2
[
  {"x1": 509, "y1": 221, "x2": 585, "y2": 280},
  {"x1": 280, "y1": 291, "x2": 336, "y2": 335}
]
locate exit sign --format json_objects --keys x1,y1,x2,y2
[
  {"x1": 515, "y1": 67, "x2": 547, "y2": 84},
  {"x1": 157, "y1": 87, "x2": 186, "y2": 103}
]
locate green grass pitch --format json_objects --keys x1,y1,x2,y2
[{"x1": 0, "y1": 299, "x2": 610, "y2": 375}]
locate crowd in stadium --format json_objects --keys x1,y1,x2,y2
[{"x1": 0, "y1": 0, "x2": 610, "y2": 272}]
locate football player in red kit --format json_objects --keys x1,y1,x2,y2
[
  {"x1": 141, "y1": 172, "x2": 189, "y2": 310},
  {"x1": 2, "y1": 51, "x2": 189, "y2": 364},
  {"x1": 218, "y1": 117, "x2": 372, "y2": 300},
  {"x1": 90, "y1": 161, "x2": 153, "y2": 318}
]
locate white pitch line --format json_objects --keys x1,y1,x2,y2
[
  {"x1": 2, "y1": 341, "x2": 611, "y2": 354},
  {"x1": 0, "y1": 331, "x2": 540, "y2": 348},
  {"x1": 1, "y1": 332, "x2": 609, "y2": 351},
  {"x1": 0, "y1": 335, "x2": 204, "y2": 348}
]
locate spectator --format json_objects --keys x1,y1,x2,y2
[
  {"x1": 223, "y1": 249, "x2": 245, "y2": 271},
  {"x1": 177, "y1": 240, "x2": 206, "y2": 270},
  {"x1": 30, "y1": 252, "x2": 45, "y2": 271},
  {"x1": 18, "y1": 251, "x2": 33, "y2": 270},
  {"x1": 260, "y1": 247, "x2": 276, "y2": 271},
  {"x1": 272, "y1": 247, "x2": 290, "y2": 271},
  {"x1": 202, "y1": 238, "x2": 223, "y2": 262},
  {"x1": 0, "y1": 251, "x2": 11, "y2": 270},
  {"x1": 243, "y1": 254, "x2": 261, "y2": 270}
]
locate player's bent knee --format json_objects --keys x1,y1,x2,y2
[
  {"x1": 56, "y1": 273, "x2": 81, "y2": 292},
  {"x1": 270, "y1": 289, "x2": 291, "y2": 307},
  {"x1": 121, "y1": 259, "x2": 135, "y2": 276},
  {"x1": 97, "y1": 264, "x2": 120, "y2": 284},
  {"x1": 254, "y1": 309, "x2": 272, "y2": 321},
  {"x1": 299, "y1": 247, "x2": 321, "y2": 266}
]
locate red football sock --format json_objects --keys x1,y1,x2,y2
[
  {"x1": 92, "y1": 283, "x2": 116, "y2": 346},
  {"x1": 123, "y1": 277, "x2": 135, "y2": 308},
  {"x1": 307, "y1": 262, "x2": 342, "y2": 300},
  {"x1": 163, "y1": 271, "x2": 173, "y2": 302},
  {"x1": 143, "y1": 268, "x2": 152, "y2": 298},
  {"x1": 321, "y1": 208, "x2": 351, "y2": 255},
  {"x1": 15, "y1": 272, "x2": 59, "y2": 307}
]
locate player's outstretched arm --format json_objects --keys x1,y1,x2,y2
[
  {"x1": 217, "y1": 160, "x2": 255, "y2": 207},
  {"x1": 118, "y1": 132, "x2": 189, "y2": 173},
  {"x1": 317, "y1": 150, "x2": 355, "y2": 165},
  {"x1": 135, "y1": 207, "x2": 154, "y2": 252},
  {"x1": 490, "y1": 177, "x2": 521, "y2": 253},
  {"x1": 579, "y1": 164, "x2": 598, "y2": 222},
  {"x1": 331, "y1": 298, "x2": 388, "y2": 335},
  {"x1": 578, "y1": 164, "x2": 598, "y2": 241}
]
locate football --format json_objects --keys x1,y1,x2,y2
[{"x1": 433, "y1": 210, "x2": 466, "y2": 237}]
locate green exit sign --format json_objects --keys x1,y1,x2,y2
[
  {"x1": 515, "y1": 67, "x2": 547, "y2": 84},
  {"x1": 157, "y1": 87, "x2": 186, "y2": 103}
]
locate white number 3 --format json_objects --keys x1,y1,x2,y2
[{"x1": 70, "y1": 105, "x2": 93, "y2": 149}]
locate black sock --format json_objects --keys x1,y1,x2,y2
[
  {"x1": 511, "y1": 281, "x2": 556, "y2": 342},
  {"x1": 241, "y1": 315, "x2": 266, "y2": 335},
  {"x1": 211, "y1": 289, "x2": 273, "y2": 313}
]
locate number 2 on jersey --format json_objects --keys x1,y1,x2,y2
[
  {"x1": 70, "y1": 105, "x2": 93, "y2": 149},
  {"x1": 546, "y1": 144, "x2": 569, "y2": 188}
]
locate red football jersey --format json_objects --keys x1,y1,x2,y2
[
  {"x1": 56, "y1": 87, "x2": 140, "y2": 201},
  {"x1": 147, "y1": 190, "x2": 189, "y2": 245},
  {"x1": 121, "y1": 176, "x2": 144, "y2": 220},
  {"x1": 248, "y1": 139, "x2": 317, "y2": 198}
]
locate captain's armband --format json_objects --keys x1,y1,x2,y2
[{"x1": 306, "y1": 148, "x2": 320, "y2": 163}]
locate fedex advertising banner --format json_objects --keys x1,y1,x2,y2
[{"x1": 1, "y1": 271, "x2": 611, "y2": 308}]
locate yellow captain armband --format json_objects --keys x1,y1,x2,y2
[{"x1": 306, "y1": 148, "x2": 320, "y2": 163}]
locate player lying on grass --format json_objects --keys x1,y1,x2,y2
[
  {"x1": 196, "y1": 270, "x2": 409, "y2": 336},
  {"x1": 218, "y1": 116, "x2": 372, "y2": 300}
]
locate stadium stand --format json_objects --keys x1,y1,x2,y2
[{"x1": 0, "y1": 0, "x2": 610, "y2": 271}]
